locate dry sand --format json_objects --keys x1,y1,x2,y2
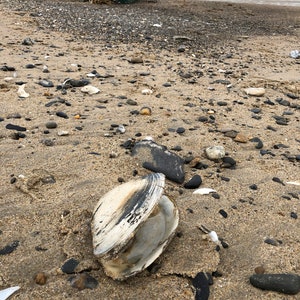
[{"x1": 0, "y1": 0, "x2": 300, "y2": 299}]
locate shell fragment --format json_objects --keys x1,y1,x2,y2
[
  {"x1": 0, "y1": 286, "x2": 20, "y2": 300},
  {"x1": 17, "y1": 84, "x2": 29, "y2": 98},
  {"x1": 193, "y1": 188, "x2": 216, "y2": 195},
  {"x1": 91, "y1": 173, "x2": 179, "y2": 280},
  {"x1": 81, "y1": 85, "x2": 100, "y2": 95}
]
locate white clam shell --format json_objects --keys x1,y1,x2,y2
[{"x1": 92, "y1": 173, "x2": 179, "y2": 280}]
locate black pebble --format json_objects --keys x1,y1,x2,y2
[
  {"x1": 56, "y1": 111, "x2": 69, "y2": 119},
  {"x1": 39, "y1": 79, "x2": 54, "y2": 88},
  {"x1": 0, "y1": 65, "x2": 16, "y2": 71},
  {"x1": 211, "y1": 193, "x2": 220, "y2": 199},
  {"x1": 5, "y1": 123, "x2": 26, "y2": 131},
  {"x1": 221, "y1": 156, "x2": 236, "y2": 168},
  {"x1": 250, "y1": 137, "x2": 263, "y2": 149},
  {"x1": 272, "y1": 177, "x2": 285, "y2": 186},
  {"x1": 192, "y1": 272, "x2": 210, "y2": 300},
  {"x1": 162, "y1": 82, "x2": 172, "y2": 87},
  {"x1": 250, "y1": 274, "x2": 300, "y2": 295},
  {"x1": 290, "y1": 212, "x2": 298, "y2": 219},
  {"x1": 61, "y1": 258, "x2": 79, "y2": 274},
  {"x1": 184, "y1": 174, "x2": 202, "y2": 189},
  {"x1": 25, "y1": 63, "x2": 35, "y2": 69},
  {"x1": 219, "y1": 209, "x2": 228, "y2": 218},
  {"x1": 0, "y1": 240, "x2": 19, "y2": 255},
  {"x1": 10, "y1": 177, "x2": 17, "y2": 184},
  {"x1": 176, "y1": 127, "x2": 185, "y2": 134},
  {"x1": 249, "y1": 184, "x2": 258, "y2": 190},
  {"x1": 264, "y1": 238, "x2": 280, "y2": 246}
]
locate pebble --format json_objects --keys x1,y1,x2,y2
[
  {"x1": 61, "y1": 258, "x2": 79, "y2": 274},
  {"x1": 272, "y1": 177, "x2": 285, "y2": 186},
  {"x1": 66, "y1": 79, "x2": 90, "y2": 87},
  {"x1": 45, "y1": 121, "x2": 57, "y2": 129},
  {"x1": 221, "y1": 156, "x2": 236, "y2": 168},
  {"x1": 177, "y1": 45, "x2": 186, "y2": 52},
  {"x1": 38, "y1": 79, "x2": 54, "y2": 87},
  {"x1": 249, "y1": 184, "x2": 258, "y2": 190},
  {"x1": 56, "y1": 111, "x2": 69, "y2": 119},
  {"x1": 5, "y1": 124, "x2": 27, "y2": 131},
  {"x1": 244, "y1": 87, "x2": 265, "y2": 96},
  {"x1": 234, "y1": 133, "x2": 248, "y2": 143},
  {"x1": 129, "y1": 57, "x2": 143, "y2": 64},
  {"x1": 131, "y1": 140, "x2": 185, "y2": 183},
  {"x1": 250, "y1": 274, "x2": 300, "y2": 295},
  {"x1": 57, "y1": 130, "x2": 69, "y2": 136},
  {"x1": 219, "y1": 209, "x2": 228, "y2": 218},
  {"x1": 68, "y1": 273, "x2": 98, "y2": 290},
  {"x1": 176, "y1": 127, "x2": 185, "y2": 134},
  {"x1": 0, "y1": 240, "x2": 19, "y2": 255},
  {"x1": 34, "y1": 272, "x2": 47, "y2": 285},
  {"x1": 254, "y1": 266, "x2": 265, "y2": 274},
  {"x1": 264, "y1": 238, "x2": 280, "y2": 246},
  {"x1": 7, "y1": 113, "x2": 22, "y2": 119},
  {"x1": 290, "y1": 212, "x2": 298, "y2": 219},
  {"x1": 250, "y1": 137, "x2": 263, "y2": 149},
  {"x1": 81, "y1": 85, "x2": 100, "y2": 95},
  {"x1": 22, "y1": 37, "x2": 34, "y2": 45},
  {"x1": 139, "y1": 106, "x2": 152, "y2": 115},
  {"x1": 184, "y1": 174, "x2": 202, "y2": 189},
  {"x1": 205, "y1": 146, "x2": 225, "y2": 160}
]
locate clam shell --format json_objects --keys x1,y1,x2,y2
[{"x1": 92, "y1": 173, "x2": 179, "y2": 280}]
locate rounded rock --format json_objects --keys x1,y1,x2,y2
[
  {"x1": 45, "y1": 121, "x2": 57, "y2": 129},
  {"x1": 205, "y1": 146, "x2": 225, "y2": 160},
  {"x1": 184, "y1": 174, "x2": 202, "y2": 189}
]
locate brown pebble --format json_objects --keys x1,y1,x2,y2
[
  {"x1": 254, "y1": 266, "x2": 265, "y2": 274},
  {"x1": 129, "y1": 57, "x2": 143, "y2": 64},
  {"x1": 234, "y1": 133, "x2": 248, "y2": 143},
  {"x1": 34, "y1": 272, "x2": 48, "y2": 285},
  {"x1": 139, "y1": 106, "x2": 152, "y2": 116}
]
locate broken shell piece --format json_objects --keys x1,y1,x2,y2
[
  {"x1": 193, "y1": 188, "x2": 216, "y2": 195},
  {"x1": 17, "y1": 84, "x2": 29, "y2": 98},
  {"x1": 91, "y1": 173, "x2": 179, "y2": 280},
  {"x1": 81, "y1": 85, "x2": 100, "y2": 95},
  {"x1": 141, "y1": 89, "x2": 153, "y2": 95},
  {"x1": 244, "y1": 87, "x2": 265, "y2": 97},
  {"x1": 0, "y1": 286, "x2": 20, "y2": 300}
]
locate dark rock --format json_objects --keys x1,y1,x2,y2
[
  {"x1": 177, "y1": 45, "x2": 185, "y2": 52},
  {"x1": 273, "y1": 116, "x2": 289, "y2": 125},
  {"x1": 65, "y1": 79, "x2": 90, "y2": 87},
  {"x1": 170, "y1": 145, "x2": 182, "y2": 152},
  {"x1": 217, "y1": 101, "x2": 228, "y2": 106},
  {"x1": 276, "y1": 98, "x2": 290, "y2": 106},
  {"x1": 264, "y1": 238, "x2": 280, "y2": 246},
  {"x1": 223, "y1": 130, "x2": 238, "y2": 138},
  {"x1": 131, "y1": 140, "x2": 185, "y2": 184},
  {"x1": 0, "y1": 65, "x2": 16, "y2": 71},
  {"x1": 219, "y1": 209, "x2": 228, "y2": 218},
  {"x1": 61, "y1": 258, "x2": 79, "y2": 274},
  {"x1": 272, "y1": 177, "x2": 285, "y2": 186},
  {"x1": 176, "y1": 127, "x2": 185, "y2": 134},
  {"x1": 68, "y1": 273, "x2": 98, "y2": 290},
  {"x1": 11, "y1": 132, "x2": 26, "y2": 140},
  {"x1": 162, "y1": 82, "x2": 172, "y2": 87},
  {"x1": 198, "y1": 116, "x2": 209, "y2": 122},
  {"x1": 249, "y1": 184, "x2": 258, "y2": 190},
  {"x1": 250, "y1": 108, "x2": 261, "y2": 114},
  {"x1": 221, "y1": 156, "x2": 236, "y2": 168},
  {"x1": 0, "y1": 240, "x2": 19, "y2": 255},
  {"x1": 213, "y1": 79, "x2": 231, "y2": 85},
  {"x1": 25, "y1": 63, "x2": 35, "y2": 69},
  {"x1": 260, "y1": 149, "x2": 275, "y2": 156},
  {"x1": 264, "y1": 99, "x2": 275, "y2": 105},
  {"x1": 286, "y1": 93, "x2": 299, "y2": 99},
  {"x1": 7, "y1": 113, "x2": 21, "y2": 119},
  {"x1": 192, "y1": 272, "x2": 210, "y2": 300},
  {"x1": 250, "y1": 137, "x2": 263, "y2": 149},
  {"x1": 250, "y1": 274, "x2": 300, "y2": 295},
  {"x1": 6, "y1": 123, "x2": 26, "y2": 131},
  {"x1": 45, "y1": 121, "x2": 58, "y2": 129},
  {"x1": 56, "y1": 111, "x2": 68, "y2": 119},
  {"x1": 184, "y1": 174, "x2": 202, "y2": 189},
  {"x1": 129, "y1": 57, "x2": 143, "y2": 64},
  {"x1": 38, "y1": 79, "x2": 54, "y2": 87},
  {"x1": 211, "y1": 193, "x2": 220, "y2": 199},
  {"x1": 41, "y1": 139, "x2": 55, "y2": 146},
  {"x1": 290, "y1": 212, "x2": 298, "y2": 219},
  {"x1": 22, "y1": 37, "x2": 34, "y2": 45}
]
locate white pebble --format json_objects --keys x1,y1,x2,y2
[
  {"x1": 208, "y1": 231, "x2": 219, "y2": 243},
  {"x1": 205, "y1": 146, "x2": 225, "y2": 160}
]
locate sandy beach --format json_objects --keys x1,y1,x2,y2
[{"x1": 0, "y1": 0, "x2": 300, "y2": 299}]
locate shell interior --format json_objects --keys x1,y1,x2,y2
[
  {"x1": 92, "y1": 173, "x2": 165, "y2": 257},
  {"x1": 101, "y1": 194, "x2": 179, "y2": 279}
]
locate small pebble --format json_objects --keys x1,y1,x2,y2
[
  {"x1": 61, "y1": 258, "x2": 79, "y2": 274},
  {"x1": 192, "y1": 272, "x2": 210, "y2": 300},
  {"x1": 272, "y1": 177, "x2": 285, "y2": 186},
  {"x1": 129, "y1": 57, "x2": 143, "y2": 64},
  {"x1": 221, "y1": 156, "x2": 236, "y2": 168},
  {"x1": 6, "y1": 124, "x2": 26, "y2": 131},
  {"x1": 0, "y1": 240, "x2": 19, "y2": 255},
  {"x1": 34, "y1": 272, "x2": 47, "y2": 285},
  {"x1": 184, "y1": 174, "x2": 202, "y2": 189},
  {"x1": 45, "y1": 121, "x2": 57, "y2": 129},
  {"x1": 205, "y1": 146, "x2": 225, "y2": 160},
  {"x1": 68, "y1": 273, "x2": 98, "y2": 290},
  {"x1": 176, "y1": 127, "x2": 185, "y2": 134},
  {"x1": 254, "y1": 266, "x2": 265, "y2": 274},
  {"x1": 38, "y1": 79, "x2": 54, "y2": 88},
  {"x1": 249, "y1": 184, "x2": 258, "y2": 190},
  {"x1": 219, "y1": 209, "x2": 228, "y2": 218},
  {"x1": 290, "y1": 212, "x2": 298, "y2": 219},
  {"x1": 56, "y1": 111, "x2": 69, "y2": 119}
]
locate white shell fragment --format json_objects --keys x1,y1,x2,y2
[
  {"x1": 141, "y1": 88, "x2": 153, "y2": 95},
  {"x1": 208, "y1": 231, "x2": 219, "y2": 244},
  {"x1": 17, "y1": 84, "x2": 29, "y2": 98},
  {"x1": 193, "y1": 188, "x2": 216, "y2": 195},
  {"x1": 81, "y1": 85, "x2": 100, "y2": 95},
  {"x1": 0, "y1": 286, "x2": 20, "y2": 300},
  {"x1": 91, "y1": 173, "x2": 179, "y2": 280},
  {"x1": 243, "y1": 87, "x2": 265, "y2": 97},
  {"x1": 286, "y1": 181, "x2": 300, "y2": 186}
]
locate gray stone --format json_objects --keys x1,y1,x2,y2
[{"x1": 131, "y1": 140, "x2": 185, "y2": 184}]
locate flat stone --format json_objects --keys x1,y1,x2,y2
[
  {"x1": 45, "y1": 121, "x2": 57, "y2": 129},
  {"x1": 250, "y1": 274, "x2": 300, "y2": 295},
  {"x1": 61, "y1": 258, "x2": 79, "y2": 274},
  {"x1": 6, "y1": 124, "x2": 26, "y2": 131},
  {"x1": 131, "y1": 140, "x2": 185, "y2": 184},
  {"x1": 234, "y1": 133, "x2": 248, "y2": 143},
  {"x1": 244, "y1": 87, "x2": 265, "y2": 96}
]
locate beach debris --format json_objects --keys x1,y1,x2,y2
[
  {"x1": 17, "y1": 84, "x2": 29, "y2": 98},
  {"x1": 193, "y1": 188, "x2": 216, "y2": 195},
  {"x1": 250, "y1": 274, "x2": 300, "y2": 295},
  {"x1": 286, "y1": 181, "x2": 300, "y2": 186},
  {"x1": 244, "y1": 87, "x2": 265, "y2": 97},
  {"x1": 205, "y1": 146, "x2": 225, "y2": 161},
  {"x1": 116, "y1": 124, "x2": 126, "y2": 134},
  {"x1": 139, "y1": 106, "x2": 152, "y2": 115},
  {"x1": 131, "y1": 140, "x2": 185, "y2": 183},
  {"x1": 290, "y1": 50, "x2": 299, "y2": 59},
  {"x1": 199, "y1": 225, "x2": 222, "y2": 247},
  {"x1": 91, "y1": 173, "x2": 179, "y2": 280},
  {"x1": 0, "y1": 286, "x2": 20, "y2": 300},
  {"x1": 81, "y1": 85, "x2": 100, "y2": 95}
]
